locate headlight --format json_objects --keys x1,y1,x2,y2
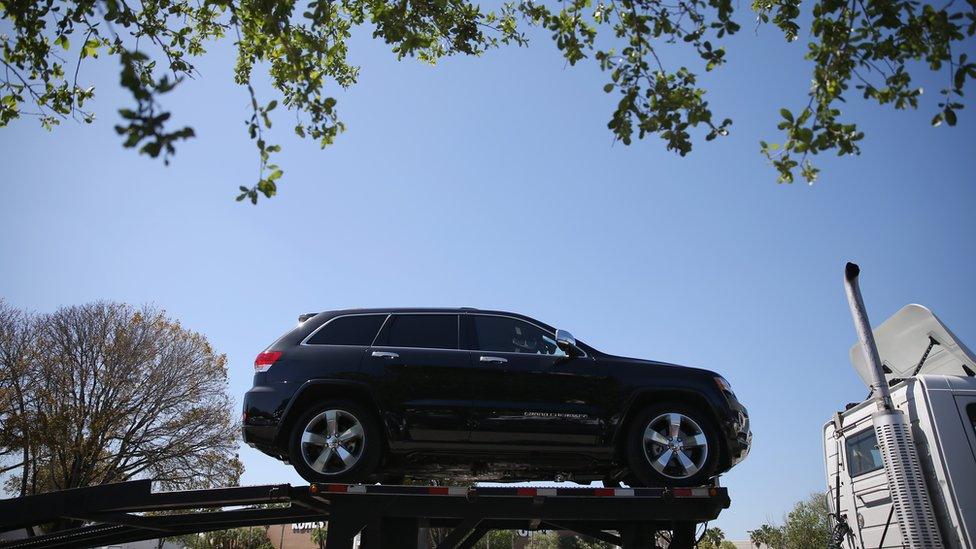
[{"x1": 714, "y1": 376, "x2": 735, "y2": 396}]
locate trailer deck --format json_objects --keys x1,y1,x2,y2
[{"x1": 0, "y1": 480, "x2": 730, "y2": 549}]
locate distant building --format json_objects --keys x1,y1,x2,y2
[{"x1": 267, "y1": 522, "x2": 360, "y2": 549}]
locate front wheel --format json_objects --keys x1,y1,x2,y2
[
  {"x1": 626, "y1": 404, "x2": 720, "y2": 487},
  {"x1": 288, "y1": 400, "x2": 382, "y2": 484}
]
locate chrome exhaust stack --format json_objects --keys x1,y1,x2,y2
[
  {"x1": 843, "y1": 262, "x2": 943, "y2": 548},
  {"x1": 844, "y1": 262, "x2": 893, "y2": 411}
]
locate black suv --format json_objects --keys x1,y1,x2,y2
[{"x1": 243, "y1": 308, "x2": 750, "y2": 487}]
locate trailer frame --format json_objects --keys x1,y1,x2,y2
[{"x1": 0, "y1": 480, "x2": 730, "y2": 549}]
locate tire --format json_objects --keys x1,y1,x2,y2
[
  {"x1": 288, "y1": 400, "x2": 382, "y2": 484},
  {"x1": 625, "y1": 403, "x2": 720, "y2": 487}
]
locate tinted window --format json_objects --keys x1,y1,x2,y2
[
  {"x1": 968, "y1": 403, "x2": 976, "y2": 437},
  {"x1": 472, "y1": 315, "x2": 565, "y2": 356},
  {"x1": 385, "y1": 315, "x2": 458, "y2": 349},
  {"x1": 306, "y1": 315, "x2": 386, "y2": 346},
  {"x1": 846, "y1": 428, "x2": 884, "y2": 477}
]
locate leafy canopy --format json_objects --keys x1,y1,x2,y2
[
  {"x1": 179, "y1": 526, "x2": 275, "y2": 549},
  {"x1": 746, "y1": 492, "x2": 832, "y2": 549},
  {"x1": 1, "y1": 0, "x2": 973, "y2": 201},
  {"x1": 783, "y1": 491, "x2": 832, "y2": 549},
  {"x1": 0, "y1": 300, "x2": 242, "y2": 499}
]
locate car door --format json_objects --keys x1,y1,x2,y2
[
  {"x1": 364, "y1": 313, "x2": 473, "y2": 443},
  {"x1": 464, "y1": 314, "x2": 608, "y2": 446}
]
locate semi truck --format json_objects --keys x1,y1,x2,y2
[{"x1": 825, "y1": 265, "x2": 976, "y2": 548}]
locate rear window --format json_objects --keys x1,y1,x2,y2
[
  {"x1": 384, "y1": 314, "x2": 458, "y2": 349},
  {"x1": 846, "y1": 428, "x2": 884, "y2": 477},
  {"x1": 306, "y1": 315, "x2": 386, "y2": 346}
]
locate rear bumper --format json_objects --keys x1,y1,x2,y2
[
  {"x1": 242, "y1": 380, "x2": 292, "y2": 459},
  {"x1": 242, "y1": 425, "x2": 282, "y2": 458}
]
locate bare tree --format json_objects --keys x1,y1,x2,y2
[
  {"x1": 0, "y1": 300, "x2": 242, "y2": 498},
  {"x1": 0, "y1": 300, "x2": 40, "y2": 497}
]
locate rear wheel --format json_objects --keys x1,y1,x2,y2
[
  {"x1": 626, "y1": 403, "x2": 720, "y2": 487},
  {"x1": 288, "y1": 400, "x2": 382, "y2": 484}
]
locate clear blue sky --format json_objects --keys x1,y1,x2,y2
[{"x1": 1, "y1": 16, "x2": 974, "y2": 540}]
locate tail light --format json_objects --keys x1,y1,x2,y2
[{"x1": 254, "y1": 351, "x2": 282, "y2": 372}]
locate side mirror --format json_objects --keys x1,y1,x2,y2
[{"x1": 555, "y1": 329, "x2": 582, "y2": 357}]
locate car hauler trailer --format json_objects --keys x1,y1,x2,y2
[
  {"x1": 826, "y1": 264, "x2": 976, "y2": 549},
  {"x1": 0, "y1": 479, "x2": 730, "y2": 549}
]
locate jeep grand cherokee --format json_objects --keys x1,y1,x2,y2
[{"x1": 243, "y1": 308, "x2": 751, "y2": 487}]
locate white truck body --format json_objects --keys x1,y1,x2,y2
[{"x1": 824, "y1": 305, "x2": 976, "y2": 549}]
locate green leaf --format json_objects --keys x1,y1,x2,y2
[
  {"x1": 82, "y1": 39, "x2": 100, "y2": 58},
  {"x1": 944, "y1": 108, "x2": 957, "y2": 126}
]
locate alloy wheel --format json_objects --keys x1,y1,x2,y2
[
  {"x1": 642, "y1": 412, "x2": 708, "y2": 480},
  {"x1": 300, "y1": 409, "x2": 366, "y2": 475}
]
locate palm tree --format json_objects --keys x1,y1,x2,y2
[
  {"x1": 748, "y1": 528, "x2": 763, "y2": 548},
  {"x1": 747, "y1": 524, "x2": 782, "y2": 549},
  {"x1": 702, "y1": 527, "x2": 725, "y2": 547},
  {"x1": 310, "y1": 524, "x2": 328, "y2": 549},
  {"x1": 749, "y1": 528, "x2": 762, "y2": 549}
]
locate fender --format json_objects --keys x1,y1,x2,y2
[{"x1": 275, "y1": 379, "x2": 391, "y2": 445}]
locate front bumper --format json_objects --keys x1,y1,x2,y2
[{"x1": 726, "y1": 398, "x2": 751, "y2": 465}]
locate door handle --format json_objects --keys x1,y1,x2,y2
[
  {"x1": 371, "y1": 351, "x2": 399, "y2": 359},
  {"x1": 479, "y1": 356, "x2": 508, "y2": 364}
]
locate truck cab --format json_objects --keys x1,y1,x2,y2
[{"x1": 824, "y1": 304, "x2": 976, "y2": 548}]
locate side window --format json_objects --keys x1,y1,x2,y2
[
  {"x1": 472, "y1": 315, "x2": 565, "y2": 356},
  {"x1": 306, "y1": 315, "x2": 386, "y2": 346},
  {"x1": 384, "y1": 315, "x2": 458, "y2": 350},
  {"x1": 846, "y1": 428, "x2": 884, "y2": 477},
  {"x1": 968, "y1": 403, "x2": 976, "y2": 437}
]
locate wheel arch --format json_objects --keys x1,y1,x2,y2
[
  {"x1": 613, "y1": 388, "x2": 730, "y2": 471},
  {"x1": 275, "y1": 380, "x2": 388, "y2": 449}
]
